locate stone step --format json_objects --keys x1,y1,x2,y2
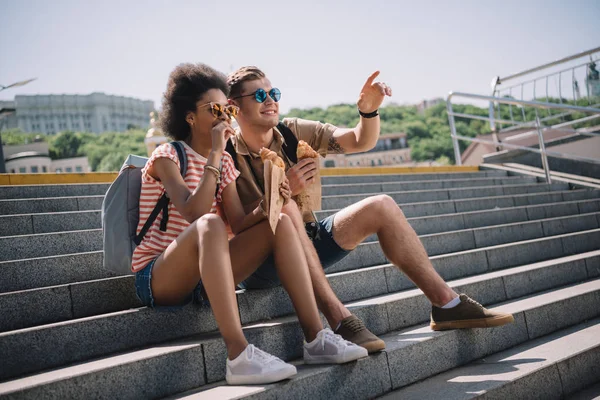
[
  {"x1": 1, "y1": 237, "x2": 598, "y2": 382},
  {"x1": 2, "y1": 206, "x2": 598, "y2": 272},
  {"x1": 0, "y1": 195, "x2": 103, "y2": 215},
  {"x1": 0, "y1": 210, "x2": 100, "y2": 237},
  {"x1": 179, "y1": 280, "x2": 600, "y2": 400},
  {"x1": 1, "y1": 227, "x2": 597, "y2": 334},
  {"x1": 379, "y1": 320, "x2": 600, "y2": 399},
  {"x1": 0, "y1": 171, "x2": 506, "y2": 201},
  {"x1": 567, "y1": 382, "x2": 600, "y2": 400},
  {"x1": 0, "y1": 252, "x2": 109, "y2": 294},
  {"x1": 3, "y1": 277, "x2": 597, "y2": 399},
  {"x1": 321, "y1": 176, "x2": 537, "y2": 196},
  {"x1": 0, "y1": 230, "x2": 102, "y2": 262},
  {"x1": 326, "y1": 218, "x2": 600, "y2": 275},
  {"x1": 0, "y1": 172, "x2": 506, "y2": 201},
  {"x1": 1, "y1": 216, "x2": 598, "y2": 303},
  {"x1": 2, "y1": 194, "x2": 598, "y2": 238},
  {"x1": 317, "y1": 189, "x2": 600, "y2": 220},
  {"x1": 0, "y1": 183, "x2": 110, "y2": 200},
  {"x1": 3, "y1": 199, "x2": 598, "y2": 293},
  {"x1": 321, "y1": 183, "x2": 571, "y2": 210},
  {"x1": 0, "y1": 183, "x2": 573, "y2": 217},
  {"x1": 320, "y1": 170, "x2": 507, "y2": 185}
]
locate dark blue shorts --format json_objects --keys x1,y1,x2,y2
[
  {"x1": 238, "y1": 213, "x2": 350, "y2": 290},
  {"x1": 135, "y1": 258, "x2": 208, "y2": 309}
]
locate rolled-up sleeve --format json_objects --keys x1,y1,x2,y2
[{"x1": 282, "y1": 118, "x2": 337, "y2": 157}]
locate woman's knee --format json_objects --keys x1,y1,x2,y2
[
  {"x1": 276, "y1": 213, "x2": 295, "y2": 233},
  {"x1": 281, "y1": 199, "x2": 300, "y2": 216},
  {"x1": 194, "y1": 214, "x2": 227, "y2": 237}
]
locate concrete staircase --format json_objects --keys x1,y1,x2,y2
[{"x1": 1, "y1": 168, "x2": 599, "y2": 399}]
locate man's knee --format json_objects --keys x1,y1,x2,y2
[{"x1": 368, "y1": 194, "x2": 403, "y2": 217}]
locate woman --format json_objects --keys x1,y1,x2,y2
[{"x1": 132, "y1": 63, "x2": 367, "y2": 385}]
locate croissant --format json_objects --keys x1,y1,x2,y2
[
  {"x1": 260, "y1": 148, "x2": 286, "y2": 169},
  {"x1": 297, "y1": 140, "x2": 319, "y2": 159}
]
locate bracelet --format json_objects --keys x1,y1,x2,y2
[
  {"x1": 358, "y1": 108, "x2": 379, "y2": 118},
  {"x1": 204, "y1": 165, "x2": 221, "y2": 184}
]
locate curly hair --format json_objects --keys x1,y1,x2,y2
[
  {"x1": 160, "y1": 63, "x2": 229, "y2": 140},
  {"x1": 227, "y1": 66, "x2": 266, "y2": 100}
]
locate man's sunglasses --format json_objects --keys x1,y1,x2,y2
[
  {"x1": 232, "y1": 88, "x2": 281, "y2": 103},
  {"x1": 198, "y1": 102, "x2": 239, "y2": 119}
]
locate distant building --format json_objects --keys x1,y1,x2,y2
[
  {"x1": 0, "y1": 101, "x2": 18, "y2": 130},
  {"x1": 1, "y1": 93, "x2": 154, "y2": 135},
  {"x1": 3, "y1": 142, "x2": 90, "y2": 174},
  {"x1": 416, "y1": 98, "x2": 444, "y2": 114},
  {"x1": 321, "y1": 133, "x2": 411, "y2": 168}
]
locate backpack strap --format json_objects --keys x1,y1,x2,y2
[
  {"x1": 134, "y1": 142, "x2": 188, "y2": 244},
  {"x1": 276, "y1": 122, "x2": 299, "y2": 164}
]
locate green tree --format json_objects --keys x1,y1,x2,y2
[{"x1": 0, "y1": 129, "x2": 46, "y2": 145}]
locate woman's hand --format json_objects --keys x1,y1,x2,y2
[
  {"x1": 280, "y1": 178, "x2": 292, "y2": 205},
  {"x1": 211, "y1": 120, "x2": 235, "y2": 154}
]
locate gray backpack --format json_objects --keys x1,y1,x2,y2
[{"x1": 101, "y1": 141, "x2": 187, "y2": 275}]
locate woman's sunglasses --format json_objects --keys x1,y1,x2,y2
[
  {"x1": 199, "y1": 102, "x2": 240, "y2": 119},
  {"x1": 232, "y1": 88, "x2": 281, "y2": 103}
]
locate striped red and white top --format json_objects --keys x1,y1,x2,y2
[{"x1": 131, "y1": 141, "x2": 240, "y2": 272}]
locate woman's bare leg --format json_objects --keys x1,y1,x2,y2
[
  {"x1": 150, "y1": 214, "x2": 247, "y2": 360},
  {"x1": 273, "y1": 214, "x2": 323, "y2": 341},
  {"x1": 229, "y1": 217, "x2": 323, "y2": 342}
]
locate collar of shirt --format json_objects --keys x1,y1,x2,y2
[{"x1": 233, "y1": 126, "x2": 285, "y2": 159}]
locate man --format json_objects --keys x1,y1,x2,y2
[{"x1": 226, "y1": 66, "x2": 514, "y2": 353}]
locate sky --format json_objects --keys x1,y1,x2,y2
[{"x1": 1, "y1": 0, "x2": 599, "y2": 114}]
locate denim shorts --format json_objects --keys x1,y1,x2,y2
[
  {"x1": 238, "y1": 213, "x2": 350, "y2": 290},
  {"x1": 135, "y1": 258, "x2": 208, "y2": 309}
]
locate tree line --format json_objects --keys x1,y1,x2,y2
[{"x1": 2, "y1": 97, "x2": 597, "y2": 171}]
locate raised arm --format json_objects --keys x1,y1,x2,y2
[{"x1": 329, "y1": 71, "x2": 392, "y2": 155}]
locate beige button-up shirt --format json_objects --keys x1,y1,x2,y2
[{"x1": 231, "y1": 118, "x2": 337, "y2": 219}]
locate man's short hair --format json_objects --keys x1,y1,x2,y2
[{"x1": 227, "y1": 66, "x2": 266, "y2": 99}]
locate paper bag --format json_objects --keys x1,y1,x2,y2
[{"x1": 263, "y1": 160, "x2": 286, "y2": 234}]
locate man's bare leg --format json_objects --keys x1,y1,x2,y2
[
  {"x1": 281, "y1": 201, "x2": 351, "y2": 328},
  {"x1": 331, "y1": 195, "x2": 457, "y2": 307}
]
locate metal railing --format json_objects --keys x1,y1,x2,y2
[
  {"x1": 489, "y1": 47, "x2": 600, "y2": 132},
  {"x1": 447, "y1": 92, "x2": 600, "y2": 184},
  {"x1": 447, "y1": 48, "x2": 600, "y2": 184}
]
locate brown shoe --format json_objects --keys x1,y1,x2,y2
[
  {"x1": 430, "y1": 294, "x2": 515, "y2": 331},
  {"x1": 335, "y1": 315, "x2": 386, "y2": 353}
]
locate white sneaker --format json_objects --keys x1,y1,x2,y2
[
  {"x1": 226, "y1": 344, "x2": 297, "y2": 385},
  {"x1": 303, "y1": 328, "x2": 368, "y2": 364}
]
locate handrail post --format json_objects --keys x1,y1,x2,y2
[
  {"x1": 535, "y1": 115, "x2": 552, "y2": 184},
  {"x1": 447, "y1": 100, "x2": 462, "y2": 165}
]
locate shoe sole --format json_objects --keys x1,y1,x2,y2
[
  {"x1": 304, "y1": 349, "x2": 368, "y2": 365},
  {"x1": 430, "y1": 314, "x2": 515, "y2": 331},
  {"x1": 361, "y1": 338, "x2": 386, "y2": 354},
  {"x1": 226, "y1": 366, "x2": 297, "y2": 385}
]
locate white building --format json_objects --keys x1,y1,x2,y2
[
  {"x1": 322, "y1": 133, "x2": 412, "y2": 168},
  {"x1": 3, "y1": 143, "x2": 90, "y2": 174},
  {"x1": 3, "y1": 93, "x2": 154, "y2": 135}
]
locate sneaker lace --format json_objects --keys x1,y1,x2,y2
[
  {"x1": 464, "y1": 296, "x2": 483, "y2": 308},
  {"x1": 343, "y1": 317, "x2": 366, "y2": 333},
  {"x1": 320, "y1": 328, "x2": 353, "y2": 349},
  {"x1": 250, "y1": 345, "x2": 279, "y2": 364}
]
